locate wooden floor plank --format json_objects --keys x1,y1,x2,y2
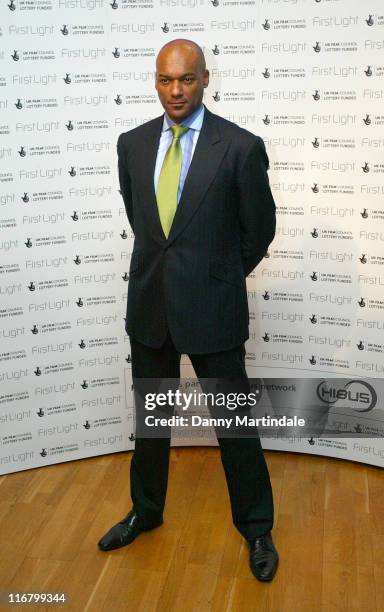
[{"x1": 322, "y1": 562, "x2": 376, "y2": 612}]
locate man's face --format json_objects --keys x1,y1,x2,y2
[{"x1": 155, "y1": 45, "x2": 209, "y2": 123}]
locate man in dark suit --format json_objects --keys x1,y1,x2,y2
[{"x1": 98, "y1": 39, "x2": 278, "y2": 582}]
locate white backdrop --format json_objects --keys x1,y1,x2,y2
[{"x1": 1, "y1": 0, "x2": 383, "y2": 474}]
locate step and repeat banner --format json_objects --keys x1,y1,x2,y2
[{"x1": 0, "y1": 0, "x2": 383, "y2": 474}]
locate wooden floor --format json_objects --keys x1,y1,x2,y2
[{"x1": 0, "y1": 448, "x2": 382, "y2": 612}]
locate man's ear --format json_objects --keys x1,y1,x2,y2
[{"x1": 203, "y1": 69, "x2": 210, "y2": 88}]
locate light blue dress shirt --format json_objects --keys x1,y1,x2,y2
[{"x1": 154, "y1": 104, "x2": 205, "y2": 204}]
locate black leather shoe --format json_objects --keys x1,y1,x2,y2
[
  {"x1": 249, "y1": 532, "x2": 279, "y2": 582},
  {"x1": 98, "y1": 510, "x2": 163, "y2": 551}
]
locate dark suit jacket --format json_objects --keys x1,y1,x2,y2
[{"x1": 117, "y1": 106, "x2": 276, "y2": 354}]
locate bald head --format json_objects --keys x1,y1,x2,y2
[
  {"x1": 155, "y1": 39, "x2": 209, "y2": 123},
  {"x1": 156, "y1": 39, "x2": 206, "y2": 75}
]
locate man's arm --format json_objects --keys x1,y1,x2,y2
[
  {"x1": 117, "y1": 134, "x2": 134, "y2": 232},
  {"x1": 237, "y1": 136, "x2": 276, "y2": 276}
]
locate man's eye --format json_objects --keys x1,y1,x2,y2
[
  {"x1": 160, "y1": 79, "x2": 169, "y2": 84},
  {"x1": 184, "y1": 78, "x2": 193, "y2": 84}
]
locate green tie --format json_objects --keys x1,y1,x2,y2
[{"x1": 156, "y1": 124, "x2": 189, "y2": 238}]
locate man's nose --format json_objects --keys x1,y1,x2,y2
[{"x1": 170, "y1": 80, "x2": 183, "y2": 97}]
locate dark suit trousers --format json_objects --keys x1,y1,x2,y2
[{"x1": 129, "y1": 333, "x2": 274, "y2": 542}]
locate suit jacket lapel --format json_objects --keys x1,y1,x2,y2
[
  {"x1": 167, "y1": 109, "x2": 229, "y2": 245},
  {"x1": 136, "y1": 115, "x2": 165, "y2": 245},
  {"x1": 134, "y1": 109, "x2": 229, "y2": 246}
]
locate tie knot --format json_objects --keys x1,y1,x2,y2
[{"x1": 171, "y1": 124, "x2": 189, "y2": 140}]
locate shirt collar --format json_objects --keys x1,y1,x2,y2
[{"x1": 162, "y1": 104, "x2": 205, "y2": 133}]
